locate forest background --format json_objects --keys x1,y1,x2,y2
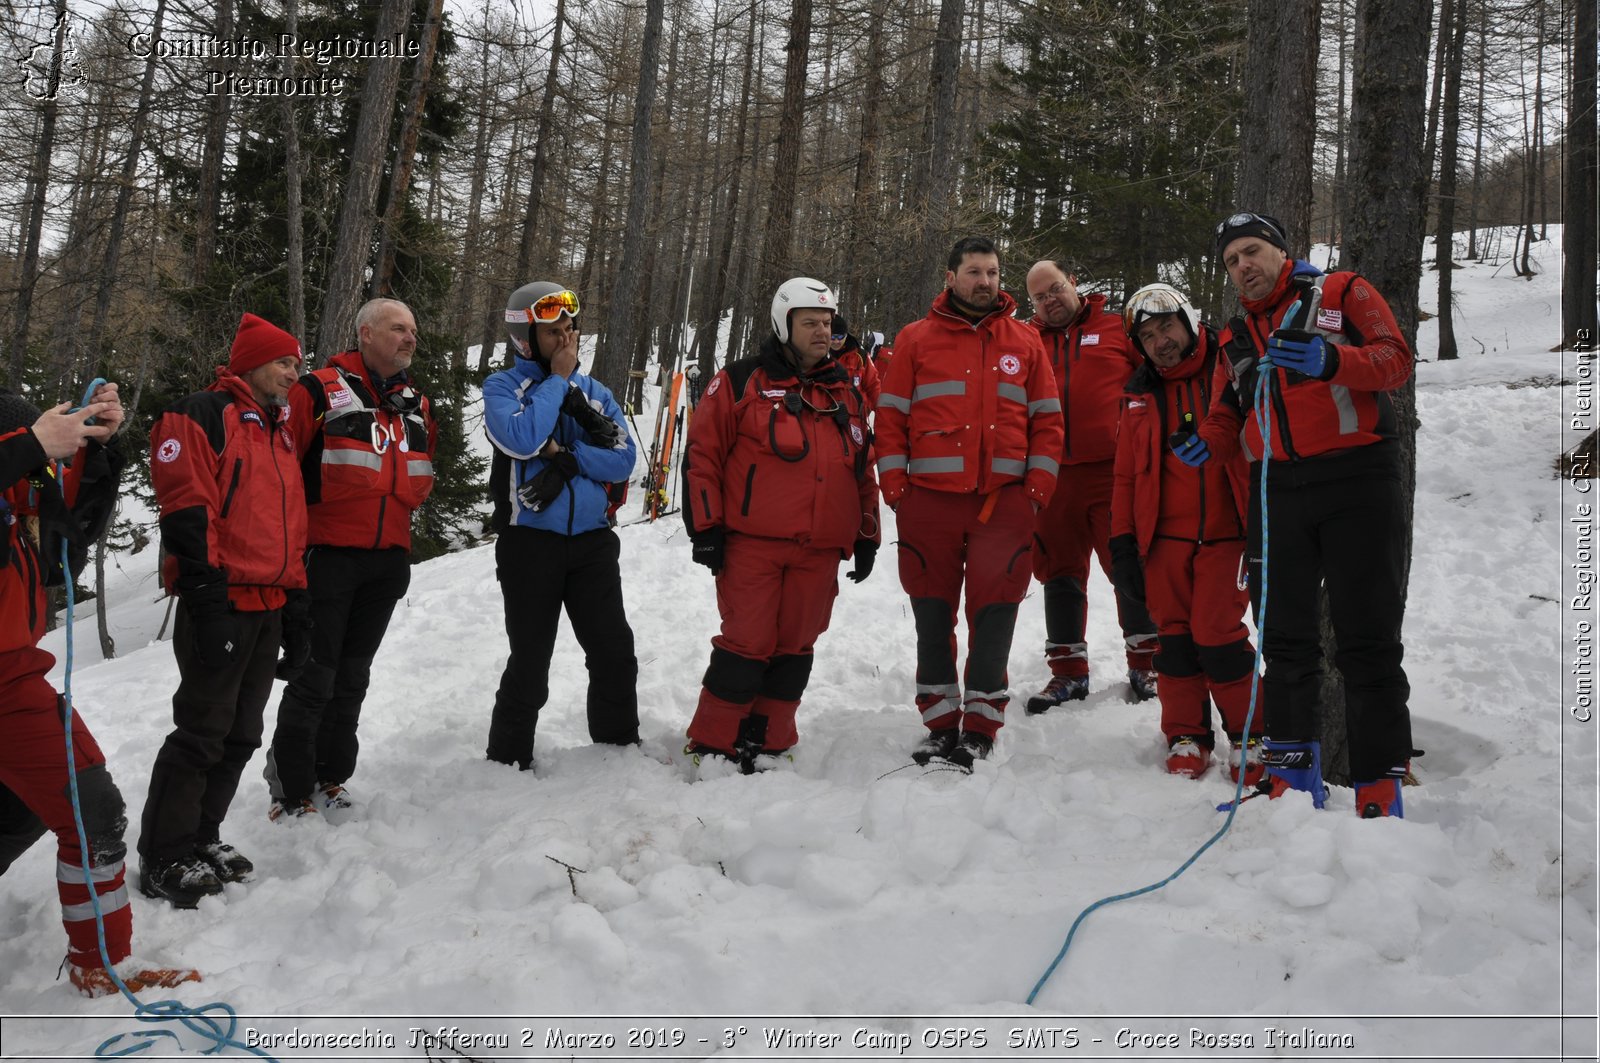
[{"x1": 0, "y1": 0, "x2": 1592, "y2": 573}]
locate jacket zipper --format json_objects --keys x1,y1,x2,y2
[{"x1": 219, "y1": 457, "x2": 244, "y2": 518}]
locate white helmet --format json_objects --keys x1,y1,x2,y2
[
  {"x1": 770, "y1": 277, "x2": 837, "y2": 344},
  {"x1": 1123, "y1": 283, "x2": 1200, "y2": 359}
]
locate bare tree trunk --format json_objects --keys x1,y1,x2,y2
[
  {"x1": 756, "y1": 0, "x2": 814, "y2": 304},
  {"x1": 315, "y1": 0, "x2": 412, "y2": 358},
  {"x1": 514, "y1": 0, "x2": 568, "y2": 281},
  {"x1": 372, "y1": 0, "x2": 447, "y2": 298},
  {"x1": 1332, "y1": 0, "x2": 1429, "y2": 783},
  {"x1": 1564, "y1": 0, "x2": 1598, "y2": 347},
  {"x1": 1423, "y1": 0, "x2": 1452, "y2": 180},
  {"x1": 81, "y1": 0, "x2": 169, "y2": 382},
  {"x1": 846, "y1": 0, "x2": 889, "y2": 327},
  {"x1": 1465, "y1": 0, "x2": 1486, "y2": 260},
  {"x1": 920, "y1": 0, "x2": 965, "y2": 271},
  {"x1": 1236, "y1": 0, "x2": 1321, "y2": 248},
  {"x1": 1330, "y1": 0, "x2": 1349, "y2": 265},
  {"x1": 192, "y1": 0, "x2": 233, "y2": 282},
  {"x1": 451, "y1": 0, "x2": 496, "y2": 367},
  {"x1": 1435, "y1": 0, "x2": 1468, "y2": 360},
  {"x1": 595, "y1": 0, "x2": 665, "y2": 396},
  {"x1": 282, "y1": 0, "x2": 307, "y2": 343},
  {"x1": 9, "y1": 0, "x2": 70, "y2": 387}
]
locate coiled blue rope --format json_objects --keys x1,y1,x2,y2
[
  {"x1": 1025, "y1": 329, "x2": 1286, "y2": 1006},
  {"x1": 55, "y1": 378, "x2": 278, "y2": 1059}
]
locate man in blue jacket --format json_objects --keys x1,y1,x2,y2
[{"x1": 483, "y1": 282, "x2": 640, "y2": 768}]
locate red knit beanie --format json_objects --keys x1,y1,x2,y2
[{"x1": 229, "y1": 313, "x2": 302, "y2": 374}]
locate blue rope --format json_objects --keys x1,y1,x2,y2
[
  {"x1": 1024, "y1": 331, "x2": 1285, "y2": 1007},
  {"x1": 54, "y1": 378, "x2": 278, "y2": 1060}
]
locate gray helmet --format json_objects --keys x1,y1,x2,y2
[{"x1": 504, "y1": 280, "x2": 571, "y2": 359}]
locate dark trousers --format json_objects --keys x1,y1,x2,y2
[
  {"x1": 140, "y1": 605, "x2": 279, "y2": 865},
  {"x1": 266, "y1": 547, "x2": 410, "y2": 803},
  {"x1": 1247, "y1": 451, "x2": 1412, "y2": 781},
  {"x1": 486, "y1": 526, "x2": 640, "y2": 767}
]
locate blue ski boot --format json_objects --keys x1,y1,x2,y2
[{"x1": 1260, "y1": 738, "x2": 1327, "y2": 809}]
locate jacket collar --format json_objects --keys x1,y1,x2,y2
[{"x1": 930, "y1": 287, "x2": 1018, "y2": 329}]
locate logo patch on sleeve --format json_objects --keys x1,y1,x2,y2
[
  {"x1": 1315, "y1": 308, "x2": 1344, "y2": 332},
  {"x1": 999, "y1": 354, "x2": 1022, "y2": 375},
  {"x1": 156, "y1": 439, "x2": 181, "y2": 463}
]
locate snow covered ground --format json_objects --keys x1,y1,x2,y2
[{"x1": 0, "y1": 229, "x2": 1593, "y2": 1061}]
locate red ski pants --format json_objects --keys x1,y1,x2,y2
[
  {"x1": 895, "y1": 484, "x2": 1034, "y2": 739},
  {"x1": 1143, "y1": 538, "x2": 1258, "y2": 745},
  {"x1": 687, "y1": 535, "x2": 840, "y2": 755},
  {"x1": 0, "y1": 649, "x2": 131, "y2": 970},
  {"x1": 1032, "y1": 461, "x2": 1156, "y2": 676}
]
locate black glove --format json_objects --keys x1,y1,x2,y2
[
  {"x1": 846, "y1": 539, "x2": 877, "y2": 583},
  {"x1": 561, "y1": 386, "x2": 624, "y2": 449},
  {"x1": 690, "y1": 526, "x2": 725, "y2": 574},
  {"x1": 516, "y1": 451, "x2": 580, "y2": 512},
  {"x1": 184, "y1": 581, "x2": 238, "y2": 668},
  {"x1": 1108, "y1": 534, "x2": 1146, "y2": 607},
  {"x1": 276, "y1": 589, "x2": 313, "y2": 681}
]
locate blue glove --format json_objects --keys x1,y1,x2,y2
[
  {"x1": 1169, "y1": 431, "x2": 1211, "y2": 468},
  {"x1": 1265, "y1": 329, "x2": 1330, "y2": 378}
]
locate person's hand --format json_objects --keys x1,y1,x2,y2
[
  {"x1": 846, "y1": 539, "x2": 877, "y2": 583},
  {"x1": 561, "y1": 386, "x2": 624, "y2": 448},
  {"x1": 517, "y1": 451, "x2": 579, "y2": 512},
  {"x1": 1169, "y1": 430, "x2": 1211, "y2": 468},
  {"x1": 1265, "y1": 329, "x2": 1331, "y2": 378},
  {"x1": 86, "y1": 382, "x2": 125, "y2": 436},
  {"x1": 276, "y1": 590, "x2": 313, "y2": 680},
  {"x1": 30, "y1": 403, "x2": 115, "y2": 460},
  {"x1": 548, "y1": 326, "x2": 579, "y2": 380},
  {"x1": 1109, "y1": 534, "x2": 1146, "y2": 607},
  {"x1": 691, "y1": 526, "x2": 725, "y2": 574}
]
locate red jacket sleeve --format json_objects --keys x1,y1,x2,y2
[
  {"x1": 1110, "y1": 401, "x2": 1137, "y2": 540},
  {"x1": 1022, "y1": 330, "x2": 1064, "y2": 507},
  {"x1": 682, "y1": 368, "x2": 739, "y2": 535},
  {"x1": 1196, "y1": 338, "x2": 1246, "y2": 465},
  {"x1": 150, "y1": 408, "x2": 226, "y2": 593},
  {"x1": 1326, "y1": 275, "x2": 1413, "y2": 392},
  {"x1": 874, "y1": 324, "x2": 919, "y2": 506}
]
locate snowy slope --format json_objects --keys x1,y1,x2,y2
[{"x1": 0, "y1": 229, "x2": 1592, "y2": 1060}]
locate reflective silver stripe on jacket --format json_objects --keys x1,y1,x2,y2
[
  {"x1": 58, "y1": 859, "x2": 121, "y2": 884},
  {"x1": 878, "y1": 454, "x2": 909, "y2": 473},
  {"x1": 407, "y1": 459, "x2": 435, "y2": 477},
  {"x1": 908, "y1": 457, "x2": 964, "y2": 474},
  {"x1": 322, "y1": 450, "x2": 383, "y2": 471},
  {"x1": 912, "y1": 381, "x2": 966, "y2": 402},
  {"x1": 879, "y1": 393, "x2": 911, "y2": 414},
  {"x1": 1026, "y1": 455, "x2": 1060, "y2": 474},
  {"x1": 1029, "y1": 397, "x2": 1062, "y2": 415},
  {"x1": 992, "y1": 458, "x2": 1025, "y2": 476},
  {"x1": 997, "y1": 383, "x2": 1028, "y2": 407}
]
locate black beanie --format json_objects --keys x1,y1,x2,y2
[
  {"x1": 0, "y1": 390, "x2": 41, "y2": 436},
  {"x1": 1214, "y1": 211, "x2": 1289, "y2": 259}
]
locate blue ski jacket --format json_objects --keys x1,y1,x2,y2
[{"x1": 484, "y1": 357, "x2": 636, "y2": 535}]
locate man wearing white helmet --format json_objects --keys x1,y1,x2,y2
[
  {"x1": 1110, "y1": 283, "x2": 1261, "y2": 784},
  {"x1": 680, "y1": 277, "x2": 879, "y2": 774},
  {"x1": 482, "y1": 282, "x2": 640, "y2": 770}
]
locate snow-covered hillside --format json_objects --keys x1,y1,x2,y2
[{"x1": 1, "y1": 229, "x2": 1591, "y2": 1061}]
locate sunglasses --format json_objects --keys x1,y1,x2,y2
[
  {"x1": 505, "y1": 289, "x2": 581, "y2": 326},
  {"x1": 1216, "y1": 212, "x2": 1284, "y2": 240}
]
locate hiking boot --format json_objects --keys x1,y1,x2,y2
[
  {"x1": 315, "y1": 782, "x2": 355, "y2": 823},
  {"x1": 685, "y1": 743, "x2": 750, "y2": 780},
  {"x1": 138, "y1": 857, "x2": 224, "y2": 909},
  {"x1": 193, "y1": 842, "x2": 253, "y2": 883},
  {"x1": 268, "y1": 797, "x2": 320, "y2": 823},
  {"x1": 69, "y1": 958, "x2": 201, "y2": 998},
  {"x1": 1128, "y1": 669, "x2": 1159, "y2": 702},
  {"x1": 1025, "y1": 674, "x2": 1089, "y2": 714},
  {"x1": 910, "y1": 728, "x2": 961, "y2": 766},
  {"x1": 1354, "y1": 766, "x2": 1408, "y2": 819},
  {"x1": 750, "y1": 749, "x2": 797, "y2": 773},
  {"x1": 1261, "y1": 738, "x2": 1327, "y2": 809},
  {"x1": 1227, "y1": 736, "x2": 1265, "y2": 788},
  {"x1": 955, "y1": 731, "x2": 994, "y2": 765},
  {"x1": 1164, "y1": 737, "x2": 1211, "y2": 779}
]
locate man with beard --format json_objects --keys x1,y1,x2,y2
[{"x1": 876, "y1": 237, "x2": 1064, "y2": 766}]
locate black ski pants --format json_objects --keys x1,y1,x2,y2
[
  {"x1": 267, "y1": 546, "x2": 410, "y2": 803},
  {"x1": 1246, "y1": 447, "x2": 1412, "y2": 781},
  {"x1": 486, "y1": 526, "x2": 639, "y2": 768},
  {"x1": 140, "y1": 604, "x2": 279, "y2": 865}
]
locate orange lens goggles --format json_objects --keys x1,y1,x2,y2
[{"x1": 505, "y1": 290, "x2": 581, "y2": 326}]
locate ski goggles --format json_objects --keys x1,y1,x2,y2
[{"x1": 506, "y1": 289, "x2": 581, "y2": 326}]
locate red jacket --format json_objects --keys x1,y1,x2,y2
[
  {"x1": 876, "y1": 289, "x2": 1064, "y2": 507},
  {"x1": 1199, "y1": 261, "x2": 1413, "y2": 464},
  {"x1": 834, "y1": 339, "x2": 882, "y2": 411},
  {"x1": 0, "y1": 429, "x2": 119, "y2": 662},
  {"x1": 151, "y1": 371, "x2": 307, "y2": 611},
  {"x1": 1112, "y1": 327, "x2": 1248, "y2": 556},
  {"x1": 286, "y1": 350, "x2": 437, "y2": 551},
  {"x1": 1031, "y1": 292, "x2": 1142, "y2": 465},
  {"x1": 684, "y1": 339, "x2": 879, "y2": 553}
]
